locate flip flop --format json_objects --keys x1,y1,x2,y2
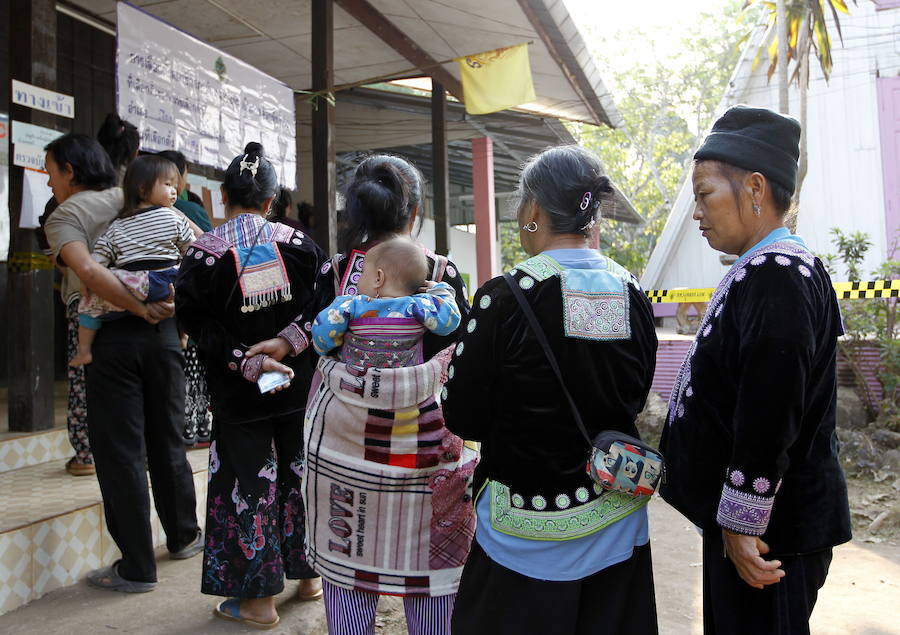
[
  {"x1": 170, "y1": 530, "x2": 204, "y2": 560},
  {"x1": 214, "y1": 599, "x2": 280, "y2": 630},
  {"x1": 86, "y1": 562, "x2": 156, "y2": 593},
  {"x1": 297, "y1": 577, "x2": 323, "y2": 601}
]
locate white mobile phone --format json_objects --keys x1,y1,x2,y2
[{"x1": 257, "y1": 370, "x2": 291, "y2": 393}]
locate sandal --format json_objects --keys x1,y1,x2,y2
[
  {"x1": 297, "y1": 577, "x2": 323, "y2": 601},
  {"x1": 170, "y1": 529, "x2": 204, "y2": 560},
  {"x1": 66, "y1": 457, "x2": 95, "y2": 476},
  {"x1": 214, "y1": 599, "x2": 280, "y2": 630},
  {"x1": 86, "y1": 561, "x2": 156, "y2": 593}
]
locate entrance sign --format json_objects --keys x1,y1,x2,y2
[
  {"x1": 11, "y1": 80, "x2": 75, "y2": 118},
  {"x1": 116, "y1": 2, "x2": 296, "y2": 188}
]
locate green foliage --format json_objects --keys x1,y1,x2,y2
[
  {"x1": 568, "y1": 0, "x2": 747, "y2": 276},
  {"x1": 744, "y1": 0, "x2": 858, "y2": 84},
  {"x1": 499, "y1": 222, "x2": 528, "y2": 271},
  {"x1": 826, "y1": 228, "x2": 900, "y2": 427}
]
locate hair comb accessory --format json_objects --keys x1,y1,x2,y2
[
  {"x1": 580, "y1": 217, "x2": 597, "y2": 232},
  {"x1": 580, "y1": 191, "x2": 593, "y2": 211},
  {"x1": 239, "y1": 154, "x2": 260, "y2": 178}
]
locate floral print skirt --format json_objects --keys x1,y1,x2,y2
[
  {"x1": 66, "y1": 300, "x2": 92, "y2": 464},
  {"x1": 202, "y1": 410, "x2": 316, "y2": 598}
]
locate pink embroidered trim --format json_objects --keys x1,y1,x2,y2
[
  {"x1": 240, "y1": 354, "x2": 267, "y2": 382},
  {"x1": 192, "y1": 232, "x2": 231, "y2": 258},
  {"x1": 278, "y1": 323, "x2": 310, "y2": 356}
]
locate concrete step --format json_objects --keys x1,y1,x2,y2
[{"x1": 0, "y1": 449, "x2": 209, "y2": 615}]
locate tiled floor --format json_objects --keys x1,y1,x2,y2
[
  {"x1": 0, "y1": 447, "x2": 209, "y2": 616},
  {"x1": 0, "y1": 449, "x2": 208, "y2": 533}
]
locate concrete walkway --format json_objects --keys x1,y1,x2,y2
[{"x1": 0, "y1": 501, "x2": 896, "y2": 634}]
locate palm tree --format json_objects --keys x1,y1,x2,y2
[{"x1": 743, "y1": 0, "x2": 858, "y2": 210}]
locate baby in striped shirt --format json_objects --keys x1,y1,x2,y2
[
  {"x1": 311, "y1": 237, "x2": 461, "y2": 370},
  {"x1": 70, "y1": 155, "x2": 196, "y2": 366}
]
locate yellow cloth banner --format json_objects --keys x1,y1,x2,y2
[{"x1": 456, "y1": 43, "x2": 536, "y2": 115}]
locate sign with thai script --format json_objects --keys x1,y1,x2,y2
[
  {"x1": 12, "y1": 144, "x2": 45, "y2": 171},
  {"x1": 0, "y1": 113, "x2": 8, "y2": 260},
  {"x1": 11, "y1": 80, "x2": 75, "y2": 118},
  {"x1": 12, "y1": 121, "x2": 64, "y2": 148},
  {"x1": 116, "y1": 2, "x2": 296, "y2": 188}
]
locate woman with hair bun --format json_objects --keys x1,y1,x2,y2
[
  {"x1": 175, "y1": 143, "x2": 325, "y2": 628},
  {"x1": 247, "y1": 153, "x2": 473, "y2": 634},
  {"x1": 443, "y1": 145, "x2": 660, "y2": 634},
  {"x1": 97, "y1": 113, "x2": 140, "y2": 184}
]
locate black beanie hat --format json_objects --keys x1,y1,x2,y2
[{"x1": 694, "y1": 105, "x2": 801, "y2": 193}]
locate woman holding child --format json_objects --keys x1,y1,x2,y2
[
  {"x1": 43, "y1": 134, "x2": 202, "y2": 592},
  {"x1": 175, "y1": 143, "x2": 325, "y2": 628}
]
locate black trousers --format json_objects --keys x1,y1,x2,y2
[
  {"x1": 86, "y1": 317, "x2": 200, "y2": 583},
  {"x1": 702, "y1": 530, "x2": 833, "y2": 635},
  {"x1": 452, "y1": 539, "x2": 658, "y2": 635}
]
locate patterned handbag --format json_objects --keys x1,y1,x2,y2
[{"x1": 504, "y1": 273, "x2": 664, "y2": 498}]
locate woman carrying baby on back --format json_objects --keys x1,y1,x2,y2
[{"x1": 297, "y1": 155, "x2": 476, "y2": 635}]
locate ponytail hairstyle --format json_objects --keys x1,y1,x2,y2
[
  {"x1": 97, "y1": 113, "x2": 140, "y2": 171},
  {"x1": 515, "y1": 145, "x2": 613, "y2": 236},
  {"x1": 339, "y1": 154, "x2": 424, "y2": 254},
  {"x1": 222, "y1": 142, "x2": 277, "y2": 211}
]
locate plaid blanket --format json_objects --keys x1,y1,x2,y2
[{"x1": 303, "y1": 354, "x2": 477, "y2": 597}]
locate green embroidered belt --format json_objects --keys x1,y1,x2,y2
[{"x1": 488, "y1": 480, "x2": 649, "y2": 541}]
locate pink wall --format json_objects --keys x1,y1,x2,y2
[
  {"x1": 877, "y1": 77, "x2": 900, "y2": 257},
  {"x1": 471, "y1": 137, "x2": 498, "y2": 286}
]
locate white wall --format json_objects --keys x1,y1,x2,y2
[{"x1": 643, "y1": 2, "x2": 900, "y2": 291}]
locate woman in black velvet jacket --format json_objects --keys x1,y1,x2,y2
[
  {"x1": 659, "y1": 106, "x2": 851, "y2": 635},
  {"x1": 443, "y1": 145, "x2": 659, "y2": 635}
]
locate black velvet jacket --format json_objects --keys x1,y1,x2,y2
[
  {"x1": 660, "y1": 238, "x2": 852, "y2": 555},
  {"x1": 175, "y1": 214, "x2": 326, "y2": 425},
  {"x1": 442, "y1": 254, "x2": 658, "y2": 510}
]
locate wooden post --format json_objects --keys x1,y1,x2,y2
[
  {"x1": 311, "y1": 0, "x2": 337, "y2": 255},
  {"x1": 431, "y1": 81, "x2": 449, "y2": 256},
  {"x1": 471, "y1": 137, "x2": 498, "y2": 286},
  {"x1": 7, "y1": 0, "x2": 58, "y2": 432}
]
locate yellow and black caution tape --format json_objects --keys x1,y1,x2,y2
[
  {"x1": 645, "y1": 280, "x2": 900, "y2": 303},
  {"x1": 833, "y1": 280, "x2": 900, "y2": 299},
  {"x1": 7, "y1": 251, "x2": 53, "y2": 273}
]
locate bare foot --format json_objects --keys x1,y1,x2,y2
[
  {"x1": 238, "y1": 597, "x2": 278, "y2": 624},
  {"x1": 69, "y1": 351, "x2": 92, "y2": 367},
  {"x1": 298, "y1": 577, "x2": 323, "y2": 601}
]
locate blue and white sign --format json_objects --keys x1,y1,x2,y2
[{"x1": 12, "y1": 80, "x2": 75, "y2": 119}]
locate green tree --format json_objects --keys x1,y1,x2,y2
[{"x1": 566, "y1": 0, "x2": 747, "y2": 276}]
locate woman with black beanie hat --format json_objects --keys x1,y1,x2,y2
[{"x1": 659, "y1": 105, "x2": 851, "y2": 634}]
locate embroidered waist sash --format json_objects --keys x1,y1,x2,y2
[{"x1": 486, "y1": 480, "x2": 648, "y2": 541}]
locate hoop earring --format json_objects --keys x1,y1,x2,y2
[
  {"x1": 752, "y1": 203, "x2": 761, "y2": 217},
  {"x1": 522, "y1": 221, "x2": 538, "y2": 233}
]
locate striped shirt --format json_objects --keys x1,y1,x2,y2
[{"x1": 92, "y1": 206, "x2": 195, "y2": 268}]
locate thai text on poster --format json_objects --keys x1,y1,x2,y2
[{"x1": 116, "y1": 2, "x2": 296, "y2": 188}]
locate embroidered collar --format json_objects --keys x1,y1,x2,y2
[{"x1": 734, "y1": 227, "x2": 808, "y2": 268}]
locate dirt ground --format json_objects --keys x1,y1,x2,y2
[{"x1": 0, "y1": 494, "x2": 896, "y2": 635}]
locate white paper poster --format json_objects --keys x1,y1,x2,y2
[
  {"x1": 12, "y1": 144, "x2": 46, "y2": 171},
  {"x1": 208, "y1": 181, "x2": 226, "y2": 219},
  {"x1": 12, "y1": 120, "x2": 64, "y2": 147},
  {"x1": 116, "y1": 2, "x2": 296, "y2": 188},
  {"x1": 0, "y1": 113, "x2": 9, "y2": 260},
  {"x1": 21, "y1": 169, "x2": 52, "y2": 230}
]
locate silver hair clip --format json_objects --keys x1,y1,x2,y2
[
  {"x1": 581, "y1": 217, "x2": 597, "y2": 232},
  {"x1": 580, "y1": 191, "x2": 593, "y2": 211},
  {"x1": 239, "y1": 154, "x2": 259, "y2": 178}
]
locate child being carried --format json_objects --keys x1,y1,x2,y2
[
  {"x1": 311, "y1": 236, "x2": 461, "y2": 369},
  {"x1": 70, "y1": 155, "x2": 196, "y2": 366}
]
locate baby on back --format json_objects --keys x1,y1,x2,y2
[{"x1": 311, "y1": 237, "x2": 461, "y2": 370}]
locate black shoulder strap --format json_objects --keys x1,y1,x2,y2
[{"x1": 503, "y1": 273, "x2": 593, "y2": 449}]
